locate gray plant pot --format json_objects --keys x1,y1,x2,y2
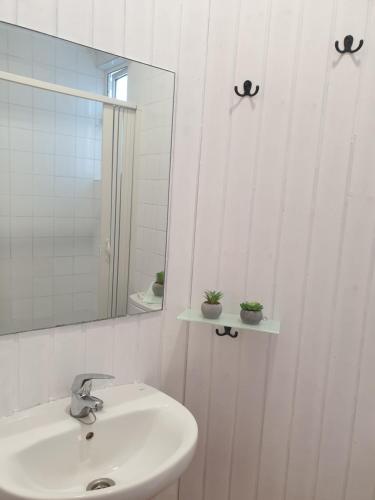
[
  {"x1": 240, "y1": 309, "x2": 263, "y2": 325},
  {"x1": 152, "y1": 282, "x2": 164, "y2": 297},
  {"x1": 201, "y1": 302, "x2": 222, "y2": 320}
]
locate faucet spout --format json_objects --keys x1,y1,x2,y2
[{"x1": 70, "y1": 373, "x2": 114, "y2": 419}]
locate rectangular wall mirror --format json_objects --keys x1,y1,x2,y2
[{"x1": 0, "y1": 22, "x2": 174, "y2": 335}]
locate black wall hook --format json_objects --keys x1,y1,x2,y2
[
  {"x1": 215, "y1": 326, "x2": 238, "y2": 339},
  {"x1": 335, "y1": 35, "x2": 364, "y2": 54},
  {"x1": 234, "y1": 80, "x2": 259, "y2": 98}
]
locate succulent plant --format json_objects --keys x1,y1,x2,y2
[
  {"x1": 155, "y1": 271, "x2": 165, "y2": 285},
  {"x1": 240, "y1": 301, "x2": 263, "y2": 312},
  {"x1": 204, "y1": 290, "x2": 223, "y2": 305}
]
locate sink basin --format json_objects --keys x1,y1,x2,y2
[{"x1": 0, "y1": 384, "x2": 198, "y2": 500}]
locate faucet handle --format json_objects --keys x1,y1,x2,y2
[{"x1": 71, "y1": 373, "x2": 115, "y2": 394}]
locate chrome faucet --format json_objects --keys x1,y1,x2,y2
[{"x1": 70, "y1": 373, "x2": 114, "y2": 419}]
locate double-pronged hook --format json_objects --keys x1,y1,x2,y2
[
  {"x1": 335, "y1": 35, "x2": 364, "y2": 54},
  {"x1": 215, "y1": 326, "x2": 238, "y2": 339},
  {"x1": 234, "y1": 80, "x2": 260, "y2": 98}
]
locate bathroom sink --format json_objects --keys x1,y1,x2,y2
[{"x1": 0, "y1": 384, "x2": 198, "y2": 500}]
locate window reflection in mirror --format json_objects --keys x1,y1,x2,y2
[{"x1": 0, "y1": 21, "x2": 174, "y2": 335}]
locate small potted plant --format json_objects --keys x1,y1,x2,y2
[
  {"x1": 201, "y1": 290, "x2": 223, "y2": 319},
  {"x1": 240, "y1": 301, "x2": 263, "y2": 325},
  {"x1": 152, "y1": 271, "x2": 164, "y2": 297}
]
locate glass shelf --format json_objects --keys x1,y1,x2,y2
[{"x1": 177, "y1": 308, "x2": 280, "y2": 335}]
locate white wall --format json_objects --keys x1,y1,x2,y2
[{"x1": 0, "y1": 3, "x2": 375, "y2": 500}]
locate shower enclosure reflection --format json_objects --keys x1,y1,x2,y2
[{"x1": 0, "y1": 22, "x2": 174, "y2": 335}]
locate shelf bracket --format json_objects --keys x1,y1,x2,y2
[{"x1": 215, "y1": 326, "x2": 239, "y2": 339}]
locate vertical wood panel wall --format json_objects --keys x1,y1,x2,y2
[{"x1": 0, "y1": 1, "x2": 374, "y2": 500}]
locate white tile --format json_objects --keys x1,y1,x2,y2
[
  {"x1": 53, "y1": 294, "x2": 73, "y2": 324},
  {"x1": 33, "y1": 153, "x2": 54, "y2": 175},
  {"x1": 54, "y1": 217, "x2": 74, "y2": 237},
  {"x1": 76, "y1": 158, "x2": 94, "y2": 178},
  {"x1": 55, "y1": 39, "x2": 78, "y2": 71},
  {"x1": 55, "y1": 134, "x2": 75, "y2": 156},
  {"x1": 74, "y1": 198, "x2": 95, "y2": 218},
  {"x1": 54, "y1": 198, "x2": 74, "y2": 218},
  {"x1": 8, "y1": 57, "x2": 32, "y2": 77},
  {"x1": 55, "y1": 94, "x2": 76, "y2": 115},
  {"x1": 33, "y1": 296, "x2": 53, "y2": 320},
  {"x1": 18, "y1": 330, "x2": 52, "y2": 410},
  {"x1": 74, "y1": 217, "x2": 97, "y2": 237},
  {"x1": 55, "y1": 155, "x2": 75, "y2": 177},
  {"x1": 11, "y1": 151, "x2": 33, "y2": 174},
  {"x1": 53, "y1": 256, "x2": 73, "y2": 276},
  {"x1": 74, "y1": 236, "x2": 96, "y2": 256},
  {"x1": 32, "y1": 34, "x2": 56, "y2": 66},
  {"x1": 11, "y1": 274, "x2": 32, "y2": 299},
  {"x1": 33, "y1": 276, "x2": 53, "y2": 297},
  {"x1": 12, "y1": 298, "x2": 32, "y2": 320},
  {"x1": 8, "y1": 27, "x2": 32, "y2": 59},
  {"x1": 32, "y1": 257, "x2": 53, "y2": 277},
  {"x1": 0, "y1": 149, "x2": 10, "y2": 172},
  {"x1": 0, "y1": 81, "x2": 9, "y2": 103},
  {"x1": 0, "y1": 125, "x2": 9, "y2": 148},
  {"x1": 75, "y1": 178, "x2": 94, "y2": 197},
  {"x1": 33, "y1": 175, "x2": 54, "y2": 196},
  {"x1": 56, "y1": 113, "x2": 76, "y2": 136},
  {"x1": 33, "y1": 131, "x2": 55, "y2": 154},
  {"x1": 9, "y1": 83, "x2": 32, "y2": 107},
  {"x1": 73, "y1": 273, "x2": 97, "y2": 293},
  {"x1": 55, "y1": 68, "x2": 77, "y2": 88},
  {"x1": 11, "y1": 173, "x2": 33, "y2": 195},
  {"x1": 0, "y1": 216, "x2": 9, "y2": 237},
  {"x1": 74, "y1": 255, "x2": 97, "y2": 274},
  {"x1": 0, "y1": 102, "x2": 8, "y2": 127},
  {"x1": 0, "y1": 196, "x2": 10, "y2": 216},
  {"x1": 53, "y1": 275, "x2": 73, "y2": 295},
  {"x1": 76, "y1": 98, "x2": 97, "y2": 118},
  {"x1": 76, "y1": 137, "x2": 96, "y2": 159},
  {"x1": 11, "y1": 195, "x2": 32, "y2": 216},
  {"x1": 0, "y1": 172, "x2": 10, "y2": 194},
  {"x1": 9, "y1": 104, "x2": 32, "y2": 130},
  {"x1": 10, "y1": 128, "x2": 32, "y2": 152},
  {"x1": 53, "y1": 236, "x2": 74, "y2": 256},
  {"x1": 62, "y1": 176, "x2": 80, "y2": 204},
  {"x1": 33, "y1": 196, "x2": 54, "y2": 217},
  {"x1": 11, "y1": 217, "x2": 32, "y2": 238},
  {"x1": 33, "y1": 217, "x2": 54, "y2": 237},
  {"x1": 77, "y1": 116, "x2": 96, "y2": 139},
  {"x1": 11, "y1": 237, "x2": 32, "y2": 258},
  {"x1": 33, "y1": 237, "x2": 53, "y2": 257},
  {"x1": 0, "y1": 237, "x2": 10, "y2": 259},
  {"x1": 33, "y1": 88, "x2": 55, "y2": 111},
  {"x1": 73, "y1": 291, "x2": 95, "y2": 311},
  {"x1": 33, "y1": 63, "x2": 55, "y2": 83},
  {"x1": 33, "y1": 109, "x2": 55, "y2": 132}
]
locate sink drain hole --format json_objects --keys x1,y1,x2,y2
[{"x1": 86, "y1": 478, "x2": 116, "y2": 491}]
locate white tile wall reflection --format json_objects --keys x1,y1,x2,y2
[
  {"x1": 0, "y1": 23, "x2": 105, "y2": 333},
  {"x1": 128, "y1": 63, "x2": 173, "y2": 295}
]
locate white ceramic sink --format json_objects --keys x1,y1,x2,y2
[{"x1": 0, "y1": 384, "x2": 198, "y2": 500}]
